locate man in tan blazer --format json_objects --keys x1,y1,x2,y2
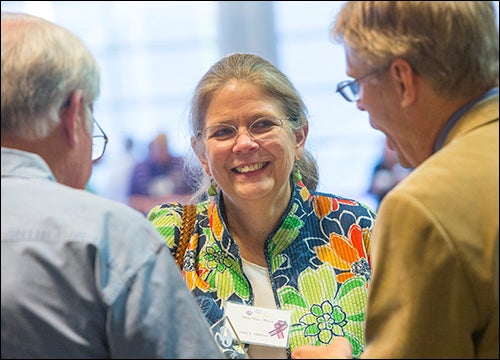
[{"x1": 293, "y1": 1, "x2": 499, "y2": 358}]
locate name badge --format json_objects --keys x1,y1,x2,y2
[{"x1": 224, "y1": 302, "x2": 292, "y2": 348}]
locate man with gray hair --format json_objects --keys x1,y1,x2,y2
[
  {"x1": 1, "y1": 12, "x2": 223, "y2": 359},
  {"x1": 293, "y1": 1, "x2": 498, "y2": 358}
]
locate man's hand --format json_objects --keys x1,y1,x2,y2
[{"x1": 291, "y1": 336, "x2": 353, "y2": 359}]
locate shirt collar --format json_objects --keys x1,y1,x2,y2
[{"x1": 433, "y1": 87, "x2": 499, "y2": 153}]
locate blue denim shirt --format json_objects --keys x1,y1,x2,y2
[{"x1": 1, "y1": 147, "x2": 223, "y2": 359}]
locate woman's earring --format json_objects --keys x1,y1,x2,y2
[
  {"x1": 293, "y1": 168, "x2": 302, "y2": 183},
  {"x1": 208, "y1": 179, "x2": 217, "y2": 196}
]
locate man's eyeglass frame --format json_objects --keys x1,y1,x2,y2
[
  {"x1": 336, "y1": 67, "x2": 388, "y2": 102},
  {"x1": 92, "y1": 118, "x2": 108, "y2": 162}
]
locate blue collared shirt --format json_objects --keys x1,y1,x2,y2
[
  {"x1": 434, "y1": 87, "x2": 499, "y2": 152},
  {"x1": 1, "y1": 147, "x2": 223, "y2": 359}
]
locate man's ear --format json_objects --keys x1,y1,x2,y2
[
  {"x1": 59, "y1": 90, "x2": 85, "y2": 146},
  {"x1": 389, "y1": 58, "x2": 417, "y2": 108}
]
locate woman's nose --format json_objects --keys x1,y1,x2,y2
[{"x1": 232, "y1": 130, "x2": 259, "y2": 151}]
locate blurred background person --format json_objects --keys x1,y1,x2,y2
[
  {"x1": 99, "y1": 136, "x2": 137, "y2": 204},
  {"x1": 367, "y1": 138, "x2": 411, "y2": 209},
  {"x1": 128, "y1": 132, "x2": 194, "y2": 215}
]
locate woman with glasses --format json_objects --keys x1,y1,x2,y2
[{"x1": 148, "y1": 53, "x2": 376, "y2": 359}]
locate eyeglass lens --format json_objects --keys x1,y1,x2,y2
[
  {"x1": 337, "y1": 81, "x2": 359, "y2": 102},
  {"x1": 92, "y1": 137, "x2": 104, "y2": 161},
  {"x1": 202, "y1": 117, "x2": 283, "y2": 143},
  {"x1": 91, "y1": 120, "x2": 108, "y2": 161}
]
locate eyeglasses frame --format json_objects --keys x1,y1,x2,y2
[
  {"x1": 196, "y1": 117, "x2": 286, "y2": 145},
  {"x1": 92, "y1": 117, "x2": 108, "y2": 162},
  {"x1": 336, "y1": 66, "x2": 389, "y2": 102}
]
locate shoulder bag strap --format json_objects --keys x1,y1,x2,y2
[{"x1": 174, "y1": 204, "x2": 197, "y2": 270}]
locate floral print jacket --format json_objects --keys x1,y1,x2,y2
[{"x1": 148, "y1": 181, "x2": 376, "y2": 358}]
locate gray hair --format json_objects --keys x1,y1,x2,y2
[
  {"x1": 1, "y1": 12, "x2": 100, "y2": 139},
  {"x1": 331, "y1": 1, "x2": 499, "y2": 99},
  {"x1": 188, "y1": 53, "x2": 319, "y2": 201}
]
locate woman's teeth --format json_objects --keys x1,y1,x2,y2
[{"x1": 235, "y1": 163, "x2": 265, "y2": 173}]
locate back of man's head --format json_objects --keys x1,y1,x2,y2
[
  {"x1": 1, "y1": 12, "x2": 101, "y2": 189},
  {"x1": 1, "y1": 12, "x2": 100, "y2": 140},
  {"x1": 331, "y1": 1, "x2": 499, "y2": 100}
]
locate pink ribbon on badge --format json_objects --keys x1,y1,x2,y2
[{"x1": 268, "y1": 320, "x2": 288, "y2": 338}]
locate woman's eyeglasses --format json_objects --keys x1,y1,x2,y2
[{"x1": 197, "y1": 117, "x2": 285, "y2": 147}]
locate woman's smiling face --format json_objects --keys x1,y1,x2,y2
[{"x1": 196, "y1": 79, "x2": 307, "y2": 206}]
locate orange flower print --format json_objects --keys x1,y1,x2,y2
[
  {"x1": 183, "y1": 233, "x2": 210, "y2": 292},
  {"x1": 315, "y1": 223, "x2": 371, "y2": 285},
  {"x1": 312, "y1": 196, "x2": 359, "y2": 218},
  {"x1": 208, "y1": 202, "x2": 224, "y2": 240},
  {"x1": 313, "y1": 196, "x2": 333, "y2": 218}
]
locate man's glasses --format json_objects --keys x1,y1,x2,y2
[
  {"x1": 197, "y1": 117, "x2": 285, "y2": 147},
  {"x1": 336, "y1": 67, "x2": 387, "y2": 102},
  {"x1": 92, "y1": 119, "x2": 108, "y2": 161}
]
